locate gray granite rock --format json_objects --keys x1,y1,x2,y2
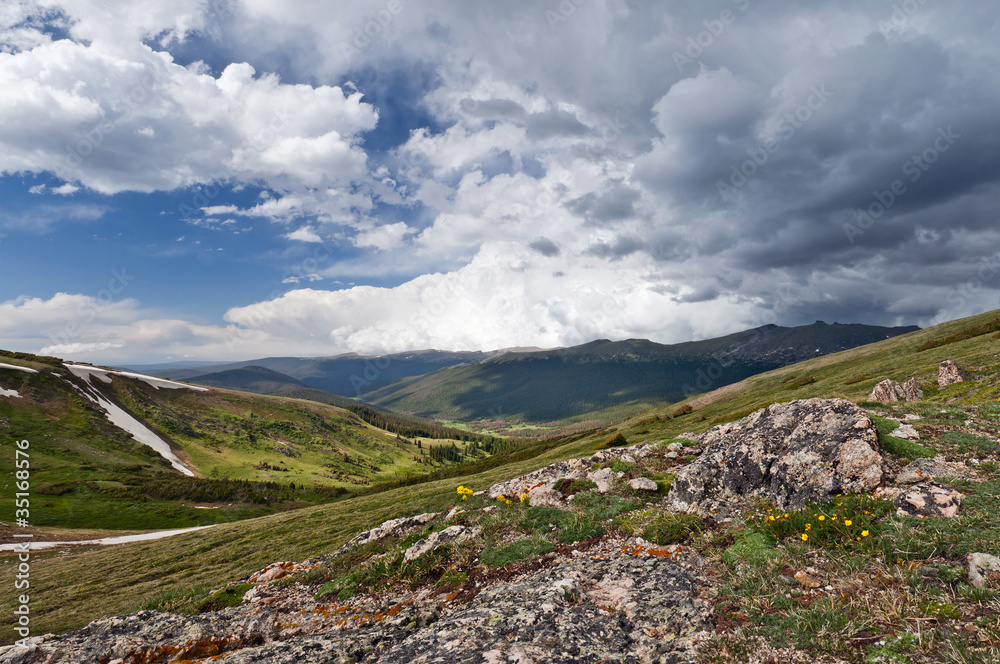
[{"x1": 668, "y1": 399, "x2": 883, "y2": 512}]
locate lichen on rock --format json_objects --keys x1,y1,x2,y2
[{"x1": 668, "y1": 399, "x2": 883, "y2": 513}]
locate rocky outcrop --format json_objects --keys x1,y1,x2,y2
[
  {"x1": 668, "y1": 399, "x2": 883, "y2": 512},
  {"x1": 323, "y1": 513, "x2": 437, "y2": 561},
  {"x1": 938, "y1": 360, "x2": 967, "y2": 386},
  {"x1": 486, "y1": 444, "x2": 657, "y2": 506},
  {"x1": 902, "y1": 378, "x2": 923, "y2": 401},
  {"x1": 870, "y1": 379, "x2": 908, "y2": 403},
  {"x1": 1, "y1": 540, "x2": 712, "y2": 664},
  {"x1": 403, "y1": 525, "x2": 479, "y2": 562},
  {"x1": 870, "y1": 378, "x2": 923, "y2": 402}
]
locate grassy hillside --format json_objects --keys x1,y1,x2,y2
[
  {"x1": 189, "y1": 366, "x2": 505, "y2": 443},
  {"x1": 2, "y1": 310, "x2": 998, "y2": 654},
  {"x1": 0, "y1": 354, "x2": 487, "y2": 531},
  {"x1": 152, "y1": 349, "x2": 491, "y2": 396},
  {"x1": 367, "y1": 321, "x2": 919, "y2": 429}
]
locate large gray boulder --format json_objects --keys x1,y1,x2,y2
[{"x1": 668, "y1": 399, "x2": 883, "y2": 512}]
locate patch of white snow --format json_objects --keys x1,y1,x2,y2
[
  {"x1": 0, "y1": 387, "x2": 21, "y2": 398},
  {"x1": 0, "y1": 362, "x2": 39, "y2": 374},
  {"x1": 0, "y1": 526, "x2": 214, "y2": 551}
]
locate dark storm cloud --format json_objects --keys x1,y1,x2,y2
[
  {"x1": 565, "y1": 184, "x2": 642, "y2": 225},
  {"x1": 529, "y1": 237, "x2": 561, "y2": 257},
  {"x1": 585, "y1": 235, "x2": 645, "y2": 260}
]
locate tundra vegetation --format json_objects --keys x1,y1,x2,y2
[{"x1": 1, "y1": 309, "x2": 1000, "y2": 661}]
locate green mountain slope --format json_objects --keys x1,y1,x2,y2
[
  {"x1": 366, "y1": 321, "x2": 919, "y2": 426},
  {"x1": 0, "y1": 354, "x2": 484, "y2": 531},
  {"x1": 189, "y1": 365, "x2": 508, "y2": 443},
  {"x1": 3, "y1": 310, "x2": 999, "y2": 646},
  {"x1": 151, "y1": 349, "x2": 492, "y2": 396}
]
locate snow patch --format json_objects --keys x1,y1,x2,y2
[
  {"x1": 0, "y1": 362, "x2": 39, "y2": 374},
  {"x1": 0, "y1": 387, "x2": 21, "y2": 398},
  {"x1": 64, "y1": 371, "x2": 196, "y2": 476},
  {"x1": 66, "y1": 364, "x2": 208, "y2": 391},
  {"x1": 0, "y1": 526, "x2": 214, "y2": 551}
]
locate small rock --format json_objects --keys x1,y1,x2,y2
[
  {"x1": 938, "y1": 360, "x2": 967, "y2": 386},
  {"x1": 895, "y1": 458, "x2": 957, "y2": 484},
  {"x1": 794, "y1": 571, "x2": 821, "y2": 588},
  {"x1": 526, "y1": 482, "x2": 566, "y2": 508},
  {"x1": 403, "y1": 525, "x2": 480, "y2": 562},
  {"x1": 666, "y1": 442, "x2": 685, "y2": 454},
  {"x1": 902, "y1": 378, "x2": 923, "y2": 401},
  {"x1": 893, "y1": 482, "x2": 964, "y2": 518},
  {"x1": 870, "y1": 379, "x2": 907, "y2": 403},
  {"x1": 589, "y1": 466, "x2": 615, "y2": 493},
  {"x1": 967, "y1": 553, "x2": 1000, "y2": 588},
  {"x1": 893, "y1": 423, "x2": 920, "y2": 440},
  {"x1": 629, "y1": 477, "x2": 659, "y2": 491}
]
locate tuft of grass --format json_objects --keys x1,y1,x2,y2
[
  {"x1": 870, "y1": 414, "x2": 937, "y2": 459},
  {"x1": 783, "y1": 375, "x2": 817, "y2": 389},
  {"x1": 195, "y1": 583, "x2": 255, "y2": 613},
  {"x1": 720, "y1": 530, "x2": 780, "y2": 569},
  {"x1": 749, "y1": 495, "x2": 894, "y2": 555},
  {"x1": 480, "y1": 538, "x2": 554, "y2": 567},
  {"x1": 641, "y1": 513, "x2": 704, "y2": 545},
  {"x1": 572, "y1": 492, "x2": 636, "y2": 521},
  {"x1": 941, "y1": 431, "x2": 1000, "y2": 455}
]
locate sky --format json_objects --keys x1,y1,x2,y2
[{"x1": 1, "y1": 0, "x2": 999, "y2": 364}]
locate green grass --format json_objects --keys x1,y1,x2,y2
[
  {"x1": 869, "y1": 414, "x2": 937, "y2": 460},
  {"x1": 480, "y1": 538, "x2": 555, "y2": 567},
  {"x1": 941, "y1": 431, "x2": 1000, "y2": 455},
  {"x1": 0, "y1": 358, "x2": 507, "y2": 530}
]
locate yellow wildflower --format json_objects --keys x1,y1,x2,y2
[
  {"x1": 844, "y1": 519, "x2": 852, "y2": 526},
  {"x1": 818, "y1": 515, "x2": 825, "y2": 521},
  {"x1": 801, "y1": 533, "x2": 808, "y2": 541}
]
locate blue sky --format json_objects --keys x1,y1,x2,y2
[{"x1": 2, "y1": 0, "x2": 1000, "y2": 364}]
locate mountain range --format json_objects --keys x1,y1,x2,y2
[{"x1": 163, "y1": 321, "x2": 919, "y2": 427}]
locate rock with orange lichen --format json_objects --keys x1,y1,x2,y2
[{"x1": 1, "y1": 540, "x2": 712, "y2": 664}]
